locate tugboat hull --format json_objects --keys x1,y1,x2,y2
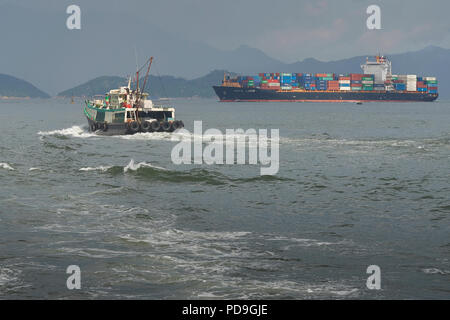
[{"x1": 86, "y1": 117, "x2": 183, "y2": 136}]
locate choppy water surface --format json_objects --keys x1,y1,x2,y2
[{"x1": 0, "y1": 98, "x2": 449, "y2": 299}]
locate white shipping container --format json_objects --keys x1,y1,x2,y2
[
  {"x1": 339, "y1": 87, "x2": 351, "y2": 91},
  {"x1": 339, "y1": 80, "x2": 351, "y2": 84},
  {"x1": 423, "y1": 77, "x2": 436, "y2": 81},
  {"x1": 268, "y1": 83, "x2": 280, "y2": 86}
]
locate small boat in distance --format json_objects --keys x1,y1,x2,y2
[{"x1": 83, "y1": 57, "x2": 184, "y2": 136}]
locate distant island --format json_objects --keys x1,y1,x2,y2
[
  {"x1": 58, "y1": 70, "x2": 236, "y2": 99},
  {"x1": 0, "y1": 74, "x2": 50, "y2": 99},
  {"x1": 2, "y1": 45, "x2": 448, "y2": 99}
]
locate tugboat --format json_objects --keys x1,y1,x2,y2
[{"x1": 83, "y1": 57, "x2": 184, "y2": 136}]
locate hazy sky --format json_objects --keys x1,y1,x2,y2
[
  {"x1": 4, "y1": 0, "x2": 449, "y2": 62},
  {"x1": 1, "y1": 0, "x2": 449, "y2": 94}
]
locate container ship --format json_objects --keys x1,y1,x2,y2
[{"x1": 213, "y1": 56, "x2": 438, "y2": 102}]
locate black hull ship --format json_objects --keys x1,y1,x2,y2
[
  {"x1": 213, "y1": 86, "x2": 438, "y2": 102},
  {"x1": 84, "y1": 57, "x2": 184, "y2": 136},
  {"x1": 213, "y1": 56, "x2": 438, "y2": 103}
]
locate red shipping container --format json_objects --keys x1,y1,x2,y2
[
  {"x1": 350, "y1": 74, "x2": 363, "y2": 80},
  {"x1": 339, "y1": 76, "x2": 351, "y2": 80},
  {"x1": 428, "y1": 86, "x2": 438, "y2": 90}
]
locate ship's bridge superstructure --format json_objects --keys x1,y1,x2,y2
[{"x1": 361, "y1": 55, "x2": 392, "y2": 84}]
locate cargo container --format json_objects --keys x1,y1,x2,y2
[{"x1": 214, "y1": 55, "x2": 438, "y2": 102}]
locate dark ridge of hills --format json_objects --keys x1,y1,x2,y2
[{"x1": 0, "y1": 74, "x2": 50, "y2": 98}]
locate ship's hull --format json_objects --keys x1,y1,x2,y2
[
  {"x1": 213, "y1": 86, "x2": 438, "y2": 102},
  {"x1": 86, "y1": 117, "x2": 182, "y2": 136},
  {"x1": 86, "y1": 117, "x2": 129, "y2": 136}
]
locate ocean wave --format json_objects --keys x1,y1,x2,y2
[
  {"x1": 0, "y1": 163, "x2": 15, "y2": 170},
  {"x1": 79, "y1": 166, "x2": 113, "y2": 172},
  {"x1": 37, "y1": 125, "x2": 96, "y2": 138},
  {"x1": 191, "y1": 278, "x2": 360, "y2": 299},
  {"x1": 78, "y1": 159, "x2": 288, "y2": 185},
  {"x1": 422, "y1": 268, "x2": 450, "y2": 275},
  {"x1": 281, "y1": 134, "x2": 450, "y2": 150},
  {"x1": 0, "y1": 267, "x2": 19, "y2": 286},
  {"x1": 123, "y1": 159, "x2": 168, "y2": 172},
  {"x1": 118, "y1": 130, "x2": 275, "y2": 148}
]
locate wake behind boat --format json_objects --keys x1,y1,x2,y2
[{"x1": 83, "y1": 57, "x2": 184, "y2": 136}]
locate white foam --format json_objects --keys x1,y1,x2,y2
[
  {"x1": 118, "y1": 132, "x2": 173, "y2": 141},
  {"x1": 37, "y1": 125, "x2": 95, "y2": 138},
  {"x1": 170, "y1": 131, "x2": 274, "y2": 149},
  {"x1": 29, "y1": 167, "x2": 41, "y2": 171},
  {"x1": 0, "y1": 163, "x2": 15, "y2": 170},
  {"x1": 422, "y1": 268, "x2": 449, "y2": 275},
  {"x1": 123, "y1": 159, "x2": 167, "y2": 172},
  {"x1": 0, "y1": 267, "x2": 19, "y2": 286},
  {"x1": 79, "y1": 166, "x2": 113, "y2": 172}
]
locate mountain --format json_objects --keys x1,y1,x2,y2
[
  {"x1": 0, "y1": 74, "x2": 50, "y2": 98},
  {"x1": 58, "y1": 45, "x2": 450, "y2": 99},
  {"x1": 58, "y1": 70, "x2": 235, "y2": 98},
  {"x1": 59, "y1": 76, "x2": 128, "y2": 98}
]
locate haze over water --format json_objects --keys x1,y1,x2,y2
[{"x1": 0, "y1": 98, "x2": 449, "y2": 299}]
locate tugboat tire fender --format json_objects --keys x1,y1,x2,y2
[
  {"x1": 150, "y1": 121, "x2": 161, "y2": 132},
  {"x1": 141, "y1": 121, "x2": 151, "y2": 132},
  {"x1": 162, "y1": 121, "x2": 171, "y2": 132},
  {"x1": 129, "y1": 121, "x2": 140, "y2": 132},
  {"x1": 172, "y1": 121, "x2": 181, "y2": 130}
]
